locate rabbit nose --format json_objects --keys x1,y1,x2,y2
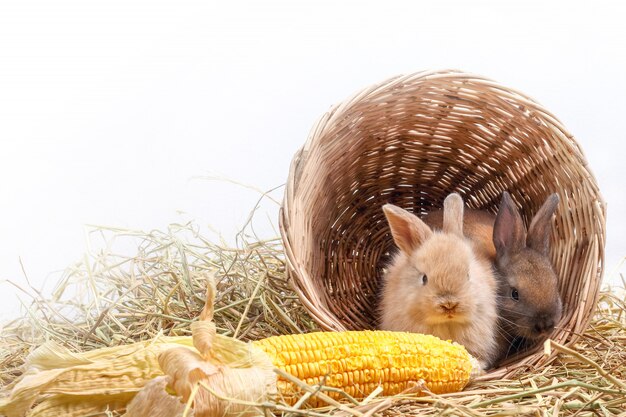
[
  {"x1": 534, "y1": 315, "x2": 555, "y2": 334},
  {"x1": 440, "y1": 301, "x2": 459, "y2": 311}
]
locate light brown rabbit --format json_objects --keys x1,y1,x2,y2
[
  {"x1": 425, "y1": 191, "x2": 563, "y2": 364},
  {"x1": 491, "y1": 192, "x2": 562, "y2": 363},
  {"x1": 379, "y1": 193, "x2": 499, "y2": 369}
]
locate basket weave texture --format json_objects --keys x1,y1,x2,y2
[{"x1": 279, "y1": 70, "x2": 606, "y2": 376}]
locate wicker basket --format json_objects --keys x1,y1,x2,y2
[{"x1": 279, "y1": 69, "x2": 606, "y2": 376}]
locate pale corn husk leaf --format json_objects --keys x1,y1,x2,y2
[
  {"x1": 28, "y1": 392, "x2": 135, "y2": 417},
  {"x1": 156, "y1": 348, "x2": 275, "y2": 417},
  {"x1": 124, "y1": 376, "x2": 191, "y2": 417},
  {"x1": 127, "y1": 320, "x2": 276, "y2": 417},
  {"x1": 0, "y1": 327, "x2": 277, "y2": 417},
  {"x1": 0, "y1": 336, "x2": 192, "y2": 417}
]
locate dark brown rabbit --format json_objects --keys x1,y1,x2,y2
[
  {"x1": 491, "y1": 191, "x2": 562, "y2": 363},
  {"x1": 422, "y1": 191, "x2": 562, "y2": 365}
]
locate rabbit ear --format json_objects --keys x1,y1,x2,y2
[
  {"x1": 383, "y1": 204, "x2": 433, "y2": 254},
  {"x1": 493, "y1": 192, "x2": 526, "y2": 259},
  {"x1": 442, "y1": 193, "x2": 464, "y2": 237},
  {"x1": 527, "y1": 193, "x2": 559, "y2": 256}
]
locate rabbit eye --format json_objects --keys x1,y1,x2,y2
[
  {"x1": 421, "y1": 274, "x2": 428, "y2": 285},
  {"x1": 511, "y1": 288, "x2": 519, "y2": 301}
]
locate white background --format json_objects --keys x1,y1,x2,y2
[{"x1": 1, "y1": 0, "x2": 624, "y2": 321}]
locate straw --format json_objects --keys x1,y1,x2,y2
[{"x1": 0, "y1": 223, "x2": 623, "y2": 416}]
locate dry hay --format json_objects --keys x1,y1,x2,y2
[
  {"x1": 0, "y1": 220, "x2": 624, "y2": 416},
  {"x1": 0, "y1": 220, "x2": 319, "y2": 390}
]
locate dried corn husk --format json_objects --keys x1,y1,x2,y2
[
  {"x1": 0, "y1": 336, "x2": 191, "y2": 417},
  {"x1": 0, "y1": 331, "x2": 278, "y2": 417},
  {"x1": 0, "y1": 281, "x2": 279, "y2": 417},
  {"x1": 124, "y1": 279, "x2": 279, "y2": 417},
  {"x1": 125, "y1": 323, "x2": 276, "y2": 417}
]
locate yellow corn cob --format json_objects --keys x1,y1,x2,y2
[{"x1": 252, "y1": 330, "x2": 474, "y2": 403}]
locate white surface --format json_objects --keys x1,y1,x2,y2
[{"x1": 1, "y1": 0, "x2": 625, "y2": 321}]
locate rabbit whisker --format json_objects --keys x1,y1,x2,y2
[
  {"x1": 495, "y1": 327, "x2": 515, "y2": 344},
  {"x1": 495, "y1": 306, "x2": 536, "y2": 318}
]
